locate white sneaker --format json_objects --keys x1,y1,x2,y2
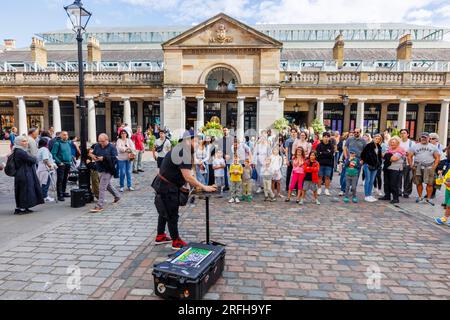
[
  {"x1": 120, "y1": 188, "x2": 124, "y2": 193},
  {"x1": 324, "y1": 189, "x2": 331, "y2": 196},
  {"x1": 315, "y1": 199, "x2": 321, "y2": 205},
  {"x1": 235, "y1": 198, "x2": 240, "y2": 203},
  {"x1": 370, "y1": 196, "x2": 378, "y2": 202},
  {"x1": 317, "y1": 188, "x2": 322, "y2": 195},
  {"x1": 365, "y1": 196, "x2": 378, "y2": 203},
  {"x1": 128, "y1": 187, "x2": 135, "y2": 191},
  {"x1": 377, "y1": 189, "x2": 383, "y2": 196},
  {"x1": 256, "y1": 188, "x2": 263, "y2": 194},
  {"x1": 279, "y1": 194, "x2": 285, "y2": 198},
  {"x1": 338, "y1": 191, "x2": 344, "y2": 197},
  {"x1": 228, "y1": 198, "x2": 235, "y2": 203},
  {"x1": 45, "y1": 197, "x2": 55, "y2": 203}
]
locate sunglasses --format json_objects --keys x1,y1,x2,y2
[{"x1": 430, "y1": 138, "x2": 437, "y2": 140}]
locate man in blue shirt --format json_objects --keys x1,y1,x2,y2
[{"x1": 91, "y1": 134, "x2": 121, "y2": 213}]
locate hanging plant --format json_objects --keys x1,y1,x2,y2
[
  {"x1": 273, "y1": 118, "x2": 290, "y2": 132},
  {"x1": 311, "y1": 118, "x2": 326, "y2": 135},
  {"x1": 202, "y1": 120, "x2": 224, "y2": 138}
]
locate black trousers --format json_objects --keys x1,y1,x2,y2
[
  {"x1": 374, "y1": 168, "x2": 382, "y2": 190},
  {"x1": 155, "y1": 192, "x2": 180, "y2": 240},
  {"x1": 208, "y1": 164, "x2": 215, "y2": 186},
  {"x1": 56, "y1": 164, "x2": 71, "y2": 196},
  {"x1": 286, "y1": 163, "x2": 293, "y2": 192},
  {"x1": 383, "y1": 169, "x2": 402, "y2": 201},
  {"x1": 399, "y1": 165, "x2": 413, "y2": 196}
]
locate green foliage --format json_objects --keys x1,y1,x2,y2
[
  {"x1": 147, "y1": 135, "x2": 156, "y2": 150},
  {"x1": 170, "y1": 138, "x2": 179, "y2": 147},
  {"x1": 311, "y1": 118, "x2": 326, "y2": 135},
  {"x1": 202, "y1": 121, "x2": 224, "y2": 138},
  {"x1": 391, "y1": 128, "x2": 400, "y2": 138},
  {"x1": 273, "y1": 118, "x2": 290, "y2": 132}
]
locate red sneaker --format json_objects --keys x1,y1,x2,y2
[
  {"x1": 155, "y1": 234, "x2": 172, "y2": 245},
  {"x1": 172, "y1": 238, "x2": 188, "y2": 251}
]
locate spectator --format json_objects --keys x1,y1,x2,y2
[
  {"x1": 407, "y1": 132, "x2": 441, "y2": 206},
  {"x1": 90, "y1": 134, "x2": 121, "y2": 213},
  {"x1": 48, "y1": 132, "x2": 61, "y2": 152},
  {"x1": 9, "y1": 127, "x2": 18, "y2": 150},
  {"x1": 252, "y1": 135, "x2": 271, "y2": 194},
  {"x1": 380, "y1": 137, "x2": 406, "y2": 204},
  {"x1": 284, "y1": 128, "x2": 298, "y2": 193},
  {"x1": 36, "y1": 139, "x2": 57, "y2": 203},
  {"x1": 195, "y1": 138, "x2": 210, "y2": 185},
  {"x1": 437, "y1": 146, "x2": 450, "y2": 208},
  {"x1": 399, "y1": 129, "x2": 415, "y2": 198},
  {"x1": 293, "y1": 131, "x2": 312, "y2": 158},
  {"x1": 429, "y1": 133, "x2": 445, "y2": 199},
  {"x1": 12, "y1": 135, "x2": 44, "y2": 215},
  {"x1": 132, "y1": 126, "x2": 146, "y2": 174},
  {"x1": 343, "y1": 150, "x2": 360, "y2": 204},
  {"x1": 51, "y1": 131, "x2": 73, "y2": 202},
  {"x1": 87, "y1": 144, "x2": 100, "y2": 200},
  {"x1": 116, "y1": 130, "x2": 136, "y2": 192},
  {"x1": 153, "y1": 130, "x2": 172, "y2": 169},
  {"x1": 27, "y1": 128, "x2": 39, "y2": 157},
  {"x1": 316, "y1": 132, "x2": 334, "y2": 196},
  {"x1": 123, "y1": 123, "x2": 133, "y2": 138},
  {"x1": 361, "y1": 133, "x2": 383, "y2": 202}
]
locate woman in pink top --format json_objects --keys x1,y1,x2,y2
[
  {"x1": 292, "y1": 131, "x2": 312, "y2": 158},
  {"x1": 286, "y1": 147, "x2": 306, "y2": 204}
]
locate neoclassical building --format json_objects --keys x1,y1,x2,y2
[{"x1": 0, "y1": 13, "x2": 449, "y2": 143}]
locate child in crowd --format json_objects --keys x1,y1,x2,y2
[
  {"x1": 344, "y1": 150, "x2": 360, "y2": 204},
  {"x1": 270, "y1": 147, "x2": 284, "y2": 198},
  {"x1": 302, "y1": 151, "x2": 321, "y2": 205},
  {"x1": 286, "y1": 147, "x2": 306, "y2": 204},
  {"x1": 435, "y1": 169, "x2": 450, "y2": 227},
  {"x1": 212, "y1": 151, "x2": 226, "y2": 197},
  {"x1": 229, "y1": 156, "x2": 243, "y2": 203},
  {"x1": 241, "y1": 159, "x2": 253, "y2": 203},
  {"x1": 261, "y1": 158, "x2": 276, "y2": 202}
]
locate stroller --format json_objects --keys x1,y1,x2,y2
[{"x1": 48, "y1": 169, "x2": 59, "y2": 203}]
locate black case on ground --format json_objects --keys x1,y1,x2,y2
[{"x1": 153, "y1": 243, "x2": 226, "y2": 300}]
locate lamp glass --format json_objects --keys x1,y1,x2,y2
[{"x1": 65, "y1": 0, "x2": 92, "y2": 31}]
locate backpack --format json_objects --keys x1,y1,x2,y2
[{"x1": 4, "y1": 150, "x2": 17, "y2": 177}]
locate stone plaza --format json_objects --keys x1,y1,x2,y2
[{"x1": 0, "y1": 151, "x2": 448, "y2": 300}]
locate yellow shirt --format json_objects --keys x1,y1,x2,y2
[
  {"x1": 445, "y1": 171, "x2": 450, "y2": 191},
  {"x1": 230, "y1": 164, "x2": 243, "y2": 182}
]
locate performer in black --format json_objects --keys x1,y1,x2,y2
[{"x1": 152, "y1": 132, "x2": 217, "y2": 250}]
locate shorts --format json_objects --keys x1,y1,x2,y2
[
  {"x1": 272, "y1": 171, "x2": 282, "y2": 181},
  {"x1": 413, "y1": 166, "x2": 435, "y2": 185},
  {"x1": 303, "y1": 181, "x2": 318, "y2": 192},
  {"x1": 319, "y1": 166, "x2": 333, "y2": 178}
]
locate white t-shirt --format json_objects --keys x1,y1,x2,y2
[
  {"x1": 400, "y1": 139, "x2": 415, "y2": 153},
  {"x1": 155, "y1": 138, "x2": 172, "y2": 158},
  {"x1": 213, "y1": 158, "x2": 226, "y2": 177}
]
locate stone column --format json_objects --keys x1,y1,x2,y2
[
  {"x1": 379, "y1": 102, "x2": 389, "y2": 133},
  {"x1": 255, "y1": 98, "x2": 260, "y2": 133},
  {"x1": 17, "y1": 96, "x2": 27, "y2": 136},
  {"x1": 398, "y1": 99, "x2": 409, "y2": 130},
  {"x1": 356, "y1": 99, "x2": 366, "y2": 131},
  {"x1": 439, "y1": 99, "x2": 450, "y2": 144},
  {"x1": 316, "y1": 98, "x2": 325, "y2": 124},
  {"x1": 343, "y1": 102, "x2": 351, "y2": 132},
  {"x1": 196, "y1": 96, "x2": 205, "y2": 133},
  {"x1": 43, "y1": 100, "x2": 50, "y2": 132},
  {"x1": 307, "y1": 101, "x2": 315, "y2": 126},
  {"x1": 105, "y1": 100, "x2": 112, "y2": 138},
  {"x1": 416, "y1": 103, "x2": 426, "y2": 138},
  {"x1": 237, "y1": 96, "x2": 246, "y2": 141},
  {"x1": 123, "y1": 97, "x2": 132, "y2": 128},
  {"x1": 87, "y1": 97, "x2": 97, "y2": 143},
  {"x1": 50, "y1": 96, "x2": 62, "y2": 133},
  {"x1": 137, "y1": 100, "x2": 144, "y2": 128},
  {"x1": 181, "y1": 97, "x2": 186, "y2": 131},
  {"x1": 159, "y1": 96, "x2": 165, "y2": 128}
]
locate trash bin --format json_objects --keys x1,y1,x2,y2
[{"x1": 71, "y1": 189, "x2": 86, "y2": 208}]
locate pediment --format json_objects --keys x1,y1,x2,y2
[{"x1": 162, "y1": 13, "x2": 282, "y2": 49}]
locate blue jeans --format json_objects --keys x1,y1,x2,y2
[
  {"x1": 118, "y1": 160, "x2": 132, "y2": 188},
  {"x1": 340, "y1": 164, "x2": 362, "y2": 192},
  {"x1": 41, "y1": 176, "x2": 51, "y2": 198},
  {"x1": 196, "y1": 164, "x2": 208, "y2": 185},
  {"x1": 363, "y1": 164, "x2": 378, "y2": 197}
]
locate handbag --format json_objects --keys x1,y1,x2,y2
[
  {"x1": 251, "y1": 167, "x2": 258, "y2": 180},
  {"x1": 157, "y1": 174, "x2": 191, "y2": 207},
  {"x1": 128, "y1": 152, "x2": 136, "y2": 161}
]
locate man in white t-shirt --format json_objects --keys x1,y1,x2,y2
[
  {"x1": 153, "y1": 130, "x2": 172, "y2": 169},
  {"x1": 399, "y1": 129, "x2": 415, "y2": 198}
]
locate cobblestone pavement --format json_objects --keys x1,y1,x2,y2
[
  {"x1": 92, "y1": 177, "x2": 450, "y2": 300},
  {"x1": 0, "y1": 156, "x2": 449, "y2": 300},
  {"x1": 0, "y1": 161, "x2": 158, "y2": 300}
]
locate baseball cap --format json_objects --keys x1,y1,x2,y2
[
  {"x1": 420, "y1": 132, "x2": 430, "y2": 138},
  {"x1": 349, "y1": 149, "x2": 357, "y2": 155}
]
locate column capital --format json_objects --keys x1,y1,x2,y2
[
  {"x1": 122, "y1": 97, "x2": 131, "y2": 101},
  {"x1": 279, "y1": 98, "x2": 286, "y2": 102},
  {"x1": 196, "y1": 96, "x2": 205, "y2": 101},
  {"x1": 237, "y1": 96, "x2": 246, "y2": 101},
  {"x1": 399, "y1": 98, "x2": 410, "y2": 103},
  {"x1": 49, "y1": 96, "x2": 59, "y2": 101},
  {"x1": 16, "y1": 96, "x2": 25, "y2": 101},
  {"x1": 442, "y1": 99, "x2": 450, "y2": 104},
  {"x1": 316, "y1": 98, "x2": 326, "y2": 102},
  {"x1": 357, "y1": 98, "x2": 367, "y2": 103},
  {"x1": 85, "y1": 96, "x2": 95, "y2": 101}
]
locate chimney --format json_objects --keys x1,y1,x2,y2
[
  {"x1": 4, "y1": 39, "x2": 16, "y2": 50},
  {"x1": 30, "y1": 37, "x2": 47, "y2": 68},
  {"x1": 397, "y1": 34, "x2": 412, "y2": 61},
  {"x1": 333, "y1": 33, "x2": 345, "y2": 69},
  {"x1": 87, "y1": 36, "x2": 101, "y2": 63}
]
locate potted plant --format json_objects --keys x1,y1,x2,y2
[{"x1": 311, "y1": 118, "x2": 326, "y2": 135}]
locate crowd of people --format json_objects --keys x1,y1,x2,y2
[{"x1": 1, "y1": 121, "x2": 449, "y2": 230}]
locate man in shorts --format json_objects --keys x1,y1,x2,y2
[{"x1": 407, "y1": 132, "x2": 440, "y2": 206}]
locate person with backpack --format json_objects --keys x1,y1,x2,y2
[
  {"x1": 90, "y1": 134, "x2": 121, "y2": 213},
  {"x1": 7, "y1": 135, "x2": 44, "y2": 215},
  {"x1": 51, "y1": 131, "x2": 73, "y2": 202}
]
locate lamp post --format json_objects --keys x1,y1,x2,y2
[{"x1": 65, "y1": 0, "x2": 94, "y2": 203}]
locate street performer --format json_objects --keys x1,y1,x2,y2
[{"x1": 152, "y1": 131, "x2": 217, "y2": 250}]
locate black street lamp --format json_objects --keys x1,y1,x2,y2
[{"x1": 64, "y1": 0, "x2": 94, "y2": 203}]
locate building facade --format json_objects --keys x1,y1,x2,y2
[{"x1": 0, "y1": 13, "x2": 449, "y2": 143}]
